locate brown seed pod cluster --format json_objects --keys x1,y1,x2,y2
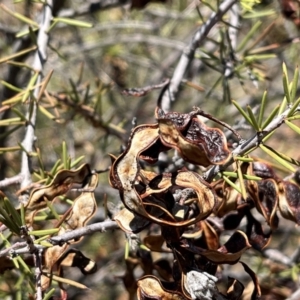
[
  {"x1": 107, "y1": 91, "x2": 300, "y2": 299},
  {"x1": 1, "y1": 164, "x2": 99, "y2": 291}
]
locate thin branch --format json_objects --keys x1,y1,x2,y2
[
  {"x1": 0, "y1": 242, "x2": 27, "y2": 258},
  {"x1": 49, "y1": 219, "x2": 119, "y2": 245},
  {"x1": 34, "y1": 250, "x2": 43, "y2": 300},
  {"x1": 20, "y1": 0, "x2": 53, "y2": 194},
  {"x1": 228, "y1": 4, "x2": 239, "y2": 51},
  {"x1": 262, "y1": 248, "x2": 294, "y2": 267},
  {"x1": 287, "y1": 289, "x2": 300, "y2": 300},
  {"x1": 204, "y1": 106, "x2": 292, "y2": 182},
  {"x1": 0, "y1": 174, "x2": 23, "y2": 188},
  {"x1": 160, "y1": 0, "x2": 238, "y2": 112},
  {"x1": 1, "y1": 220, "x2": 119, "y2": 258},
  {"x1": 224, "y1": 3, "x2": 240, "y2": 78}
]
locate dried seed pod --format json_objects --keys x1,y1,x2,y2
[
  {"x1": 25, "y1": 164, "x2": 91, "y2": 223},
  {"x1": 278, "y1": 180, "x2": 300, "y2": 224},
  {"x1": 109, "y1": 124, "x2": 160, "y2": 216},
  {"x1": 41, "y1": 171, "x2": 98, "y2": 290},
  {"x1": 137, "y1": 275, "x2": 185, "y2": 300},
  {"x1": 185, "y1": 231, "x2": 251, "y2": 264},
  {"x1": 248, "y1": 178, "x2": 280, "y2": 230},
  {"x1": 156, "y1": 108, "x2": 230, "y2": 166}
]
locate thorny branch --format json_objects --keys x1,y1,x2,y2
[
  {"x1": 160, "y1": 0, "x2": 238, "y2": 112},
  {"x1": 224, "y1": 3, "x2": 240, "y2": 78},
  {"x1": 20, "y1": 0, "x2": 53, "y2": 195},
  {"x1": 0, "y1": 220, "x2": 119, "y2": 257},
  {"x1": 204, "y1": 106, "x2": 292, "y2": 182},
  {"x1": 49, "y1": 219, "x2": 118, "y2": 245}
]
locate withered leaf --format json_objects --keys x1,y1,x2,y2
[
  {"x1": 153, "y1": 259, "x2": 173, "y2": 281},
  {"x1": 201, "y1": 220, "x2": 219, "y2": 250},
  {"x1": 109, "y1": 124, "x2": 159, "y2": 216},
  {"x1": 227, "y1": 277, "x2": 244, "y2": 300},
  {"x1": 245, "y1": 210, "x2": 271, "y2": 251},
  {"x1": 252, "y1": 161, "x2": 279, "y2": 180},
  {"x1": 215, "y1": 180, "x2": 244, "y2": 218},
  {"x1": 114, "y1": 208, "x2": 151, "y2": 233},
  {"x1": 240, "y1": 261, "x2": 261, "y2": 300},
  {"x1": 143, "y1": 235, "x2": 170, "y2": 252},
  {"x1": 156, "y1": 108, "x2": 230, "y2": 166},
  {"x1": 41, "y1": 171, "x2": 98, "y2": 291},
  {"x1": 186, "y1": 231, "x2": 251, "y2": 264},
  {"x1": 140, "y1": 170, "x2": 217, "y2": 227},
  {"x1": 137, "y1": 275, "x2": 185, "y2": 300},
  {"x1": 58, "y1": 248, "x2": 97, "y2": 275},
  {"x1": 278, "y1": 180, "x2": 300, "y2": 224},
  {"x1": 25, "y1": 164, "x2": 91, "y2": 223},
  {"x1": 63, "y1": 173, "x2": 98, "y2": 242},
  {"x1": 248, "y1": 178, "x2": 279, "y2": 230}
]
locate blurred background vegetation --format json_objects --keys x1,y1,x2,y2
[{"x1": 2, "y1": 0, "x2": 300, "y2": 299}]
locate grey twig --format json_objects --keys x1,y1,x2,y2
[
  {"x1": 20, "y1": 0, "x2": 53, "y2": 195},
  {"x1": 0, "y1": 221, "x2": 118, "y2": 259},
  {"x1": 0, "y1": 242, "x2": 27, "y2": 257},
  {"x1": 224, "y1": 3, "x2": 240, "y2": 78},
  {"x1": 49, "y1": 219, "x2": 119, "y2": 245},
  {"x1": 287, "y1": 288, "x2": 300, "y2": 300},
  {"x1": 262, "y1": 248, "x2": 294, "y2": 267},
  {"x1": 34, "y1": 249, "x2": 43, "y2": 300},
  {"x1": 160, "y1": 0, "x2": 238, "y2": 112},
  {"x1": 228, "y1": 4, "x2": 240, "y2": 52},
  {"x1": 0, "y1": 174, "x2": 23, "y2": 188}
]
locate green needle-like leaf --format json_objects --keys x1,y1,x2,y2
[
  {"x1": 29, "y1": 228, "x2": 60, "y2": 236},
  {"x1": 235, "y1": 156, "x2": 254, "y2": 162},
  {"x1": 0, "y1": 205, "x2": 20, "y2": 234},
  {"x1": 15, "y1": 27, "x2": 39, "y2": 38},
  {"x1": 20, "y1": 204, "x2": 25, "y2": 226},
  {"x1": 237, "y1": 20, "x2": 262, "y2": 52},
  {"x1": 0, "y1": 117, "x2": 24, "y2": 126},
  {"x1": 52, "y1": 17, "x2": 93, "y2": 28},
  {"x1": 263, "y1": 144, "x2": 300, "y2": 167},
  {"x1": 243, "y1": 54, "x2": 276, "y2": 62},
  {"x1": 22, "y1": 71, "x2": 39, "y2": 103},
  {"x1": 71, "y1": 156, "x2": 85, "y2": 168},
  {"x1": 291, "y1": 66, "x2": 299, "y2": 103},
  {"x1": 287, "y1": 97, "x2": 300, "y2": 117},
  {"x1": 51, "y1": 274, "x2": 89, "y2": 289},
  {"x1": 278, "y1": 96, "x2": 288, "y2": 115},
  {"x1": 16, "y1": 256, "x2": 32, "y2": 274},
  {"x1": 62, "y1": 141, "x2": 68, "y2": 169},
  {"x1": 282, "y1": 62, "x2": 289, "y2": 80},
  {"x1": 3, "y1": 197, "x2": 22, "y2": 227},
  {"x1": 42, "y1": 288, "x2": 56, "y2": 300},
  {"x1": 237, "y1": 163, "x2": 247, "y2": 199},
  {"x1": 261, "y1": 104, "x2": 280, "y2": 129},
  {"x1": 0, "y1": 81, "x2": 23, "y2": 93},
  {"x1": 38, "y1": 105, "x2": 56, "y2": 120},
  {"x1": 260, "y1": 144, "x2": 295, "y2": 172},
  {"x1": 258, "y1": 90, "x2": 267, "y2": 128},
  {"x1": 247, "y1": 105, "x2": 260, "y2": 131},
  {"x1": 0, "y1": 46, "x2": 37, "y2": 64},
  {"x1": 283, "y1": 73, "x2": 291, "y2": 104},
  {"x1": 232, "y1": 100, "x2": 254, "y2": 127},
  {"x1": 287, "y1": 114, "x2": 300, "y2": 121},
  {"x1": 222, "y1": 176, "x2": 242, "y2": 194},
  {"x1": 285, "y1": 120, "x2": 300, "y2": 135}
]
